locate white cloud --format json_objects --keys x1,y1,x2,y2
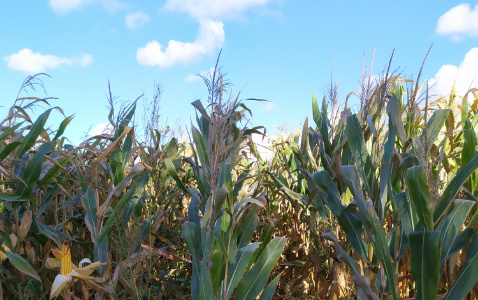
[
  {"x1": 185, "y1": 67, "x2": 215, "y2": 82},
  {"x1": 49, "y1": 0, "x2": 90, "y2": 14},
  {"x1": 429, "y1": 48, "x2": 478, "y2": 97},
  {"x1": 49, "y1": 0, "x2": 126, "y2": 14},
  {"x1": 89, "y1": 122, "x2": 113, "y2": 136},
  {"x1": 125, "y1": 11, "x2": 150, "y2": 29},
  {"x1": 164, "y1": 0, "x2": 270, "y2": 20},
  {"x1": 4, "y1": 49, "x2": 93, "y2": 74},
  {"x1": 137, "y1": 20, "x2": 224, "y2": 68},
  {"x1": 436, "y1": 4, "x2": 478, "y2": 40}
]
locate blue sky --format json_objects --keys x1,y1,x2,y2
[{"x1": 1, "y1": 1, "x2": 478, "y2": 144}]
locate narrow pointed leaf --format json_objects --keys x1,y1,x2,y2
[
  {"x1": 6, "y1": 251, "x2": 41, "y2": 282},
  {"x1": 235, "y1": 237, "x2": 287, "y2": 300},
  {"x1": 445, "y1": 234, "x2": 478, "y2": 300}
]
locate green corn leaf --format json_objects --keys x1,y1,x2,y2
[
  {"x1": 165, "y1": 158, "x2": 189, "y2": 194},
  {"x1": 0, "y1": 230, "x2": 13, "y2": 252},
  {"x1": 445, "y1": 234, "x2": 478, "y2": 300},
  {"x1": 0, "y1": 141, "x2": 22, "y2": 160},
  {"x1": 321, "y1": 231, "x2": 360, "y2": 275},
  {"x1": 394, "y1": 192, "x2": 417, "y2": 236},
  {"x1": 16, "y1": 108, "x2": 53, "y2": 158},
  {"x1": 53, "y1": 115, "x2": 74, "y2": 140},
  {"x1": 257, "y1": 273, "x2": 281, "y2": 300},
  {"x1": 132, "y1": 217, "x2": 152, "y2": 254},
  {"x1": 346, "y1": 114, "x2": 373, "y2": 195},
  {"x1": 437, "y1": 199, "x2": 475, "y2": 273},
  {"x1": 409, "y1": 231, "x2": 441, "y2": 300},
  {"x1": 434, "y1": 151, "x2": 478, "y2": 223},
  {"x1": 110, "y1": 147, "x2": 124, "y2": 186},
  {"x1": 16, "y1": 142, "x2": 53, "y2": 197},
  {"x1": 191, "y1": 125, "x2": 210, "y2": 168},
  {"x1": 98, "y1": 181, "x2": 139, "y2": 243},
  {"x1": 237, "y1": 211, "x2": 257, "y2": 249},
  {"x1": 320, "y1": 97, "x2": 331, "y2": 154},
  {"x1": 341, "y1": 165, "x2": 397, "y2": 300},
  {"x1": 122, "y1": 133, "x2": 133, "y2": 167},
  {"x1": 199, "y1": 249, "x2": 214, "y2": 300},
  {"x1": 407, "y1": 165, "x2": 433, "y2": 231},
  {"x1": 183, "y1": 221, "x2": 201, "y2": 300},
  {"x1": 387, "y1": 94, "x2": 407, "y2": 144},
  {"x1": 312, "y1": 92, "x2": 321, "y2": 128},
  {"x1": 6, "y1": 251, "x2": 41, "y2": 282},
  {"x1": 0, "y1": 122, "x2": 24, "y2": 141},
  {"x1": 82, "y1": 185, "x2": 98, "y2": 240},
  {"x1": 225, "y1": 242, "x2": 262, "y2": 299},
  {"x1": 192, "y1": 99, "x2": 210, "y2": 120},
  {"x1": 312, "y1": 170, "x2": 368, "y2": 259},
  {"x1": 235, "y1": 237, "x2": 287, "y2": 300},
  {"x1": 462, "y1": 119, "x2": 478, "y2": 191},
  {"x1": 446, "y1": 228, "x2": 476, "y2": 262},
  {"x1": 424, "y1": 109, "x2": 451, "y2": 147},
  {"x1": 40, "y1": 156, "x2": 70, "y2": 183}
]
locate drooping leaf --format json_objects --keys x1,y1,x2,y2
[{"x1": 6, "y1": 251, "x2": 41, "y2": 282}]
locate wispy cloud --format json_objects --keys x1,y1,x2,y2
[
  {"x1": 429, "y1": 47, "x2": 478, "y2": 97},
  {"x1": 436, "y1": 4, "x2": 478, "y2": 40},
  {"x1": 125, "y1": 11, "x2": 150, "y2": 29},
  {"x1": 136, "y1": 20, "x2": 224, "y2": 68},
  {"x1": 164, "y1": 0, "x2": 271, "y2": 20},
  {"x1": 185, "y1": 67, "x2": 215, "y2": 82},
  {"x1": 261, "y1": 101, "x2": 275, "y2": 111},
  {"x1": 4, "y1": 49, "x2": 93, "y2": 74},
  {"x1": 49, "y1": 0, "x2": 127, "y2": 14}
]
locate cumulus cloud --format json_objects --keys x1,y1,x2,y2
[
  {"x1": 164, "y1": 0, "x2": 270, "y2": 20},
  {"x1": 125, "y1": 11, "x2": 150, "y2": 29},
  {"x1": 185, "y1": 67, "x2": 215, "y2": 82},
  {"x1": 89, "y1": 122, "x2": 114, "y2": 136},
  {"x1": 429, "y1": 48, "x2": 478, "y2": 97},
  {"x1": 137, "y1": 20, "x2": 224, "y2": 68},
  {"x1": 4, "y1": 49, "x2": 93, "y2": 73},
  {"x1": 49, "y1": 0, "x2": 126, "y2": 14},
  {"x1": 436, "y1": 4, "x2": 478, "y2": 40}
]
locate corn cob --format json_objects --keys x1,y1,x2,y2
[{"x1": 60, "y1": 244, "x2": 72, "y2": 275}]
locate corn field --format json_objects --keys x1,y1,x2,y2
[{"x1": 1, "y1": 55, "x2": 478, "y2": 300}]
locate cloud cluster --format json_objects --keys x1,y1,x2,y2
[
  {"x1": 436, "y1": 4, "x2": 478, "y2": 40},
  {"x1": 137, "y1": 20, "x2": 225, "y2": 68},
  {"x1": 164, "y1": 0, "x2": 270, "y2": 20},
  {"x1": 429, "y1": 48, "x2": 478, "y2": 97},
  {"x1": 4, "y1": 49, "x2": 93, "y2": 74}
]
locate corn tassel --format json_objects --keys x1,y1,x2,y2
[{"x1": 60, "y1": 244, "x2": 72, "y2": 275}]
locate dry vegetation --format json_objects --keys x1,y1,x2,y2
[{"x1": 1, "y1": 53, "x2": 478, "y2": 299}]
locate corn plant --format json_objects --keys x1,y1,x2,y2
[{"x1": 170, "y1": 67, "x2": 287, "y2": 300}]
